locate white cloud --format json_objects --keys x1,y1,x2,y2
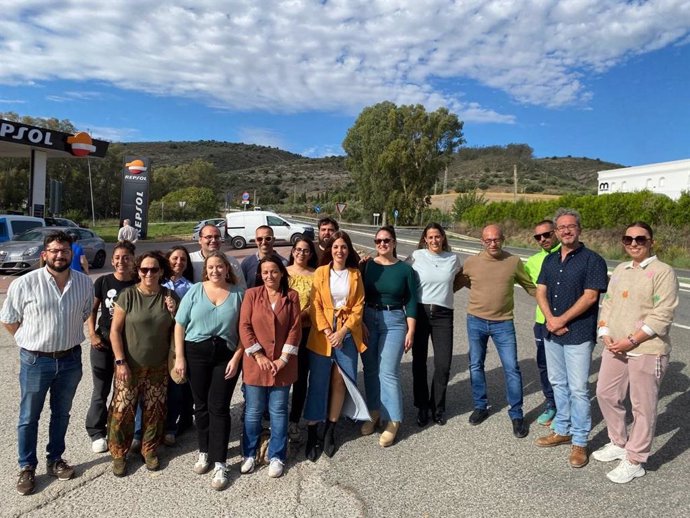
[
  {"x1": 46, "y1": 91, "x2": 104, "y2": 103},
  {"x1": 301, "y1": 144, "x2": 343, "y2": 158},
  {"x1": 237, "y1": 126, "x2": 287, "y2": 148},
  {"x1": 76, "y1": 124, "x2": 140, "y2": 142},
  {"x1": 0, "y1": 0, "x2": 688, "y2": 122},
  {"x1": 0, "y1": 98, "x2": 26, "y2": 104}
]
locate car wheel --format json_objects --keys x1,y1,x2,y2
[
  {"x1": 290, "y1": 233, "x2": 303, "y2": 245},
  {"x1": 231, "y1": 236, "x2": 246, "y2": 249},
  {"x1": 92, "y1": 250, "x2": 106, "y2": 269}
]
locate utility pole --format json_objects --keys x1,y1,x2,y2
[
  {"x1": 443, "y1": 165, "x2": 448, "y2": 193},
  {"x1": 513, "y1": 164, "x2": 518, "y2": 201}
]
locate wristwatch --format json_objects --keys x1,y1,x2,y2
[{"x1": 115, "y1": 359, "x2": 127, "y2": 366}]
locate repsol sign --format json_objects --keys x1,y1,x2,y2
[
  {"x1": 120, "y1": 156, "x2": 151, "y2": 239},
  {"x1": 0, "y1": 118, "x2": 109, "y2": 157},
  {"x1": 0, "y1": 121, "x2": 54, "y2": 146}
]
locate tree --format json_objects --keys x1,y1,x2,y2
[
  {"x1": 160, "y1": 187, "x2": 218, "y2": 220},
  {"x1": 343, "y1": 102, "x2": 464, "y2": 224}
]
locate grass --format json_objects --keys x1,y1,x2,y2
[{"x1": 92, "y1": 220, "x2": 196, "y2": 242}]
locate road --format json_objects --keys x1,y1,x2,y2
[{"x1": 0, "y1": 232, "x2": 688, "y2": 517}]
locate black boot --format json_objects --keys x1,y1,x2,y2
[
  {"x1": 305, "y1": 424, "x2": 320, "y2": 462},
  {"x1": 323, "y1": 420, "x2": 337, "y2": 458}
]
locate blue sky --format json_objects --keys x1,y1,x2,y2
[{"x1": 1, "y1": 1, "x2": 689, "y2": 166}]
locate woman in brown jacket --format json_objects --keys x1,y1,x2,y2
[
  {"x1": 303, "y1": 231, "x2": 365, "y2": 461},
  {"x1": 239, "y1": 255, "x2": 302, "y2": 478}
]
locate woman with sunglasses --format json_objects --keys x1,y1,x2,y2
[
  {"x1": 303, "y1": 231, "x2": 365, "y2": 461},
  {"x1": 173, "y1": 251, "x2": 244, "y2": 490},
  {"x1": 239, "y1": 255, "x2": 302, "y2": 478},
  {"x1": 108, "y1": 251, "x2": 178, "y2": 476},
  {"x1": 407, "y1": 223, "x2": 462, "y2": 427},
  {"x1": 594, "y1": 222, "x2": 679, "y2": 484},
  {"x1": 286, "y1": 238, "x2": 318, "y2": 443},
  {"x1": 361, "y1": 226, "x2": 418, "y2": 447}
]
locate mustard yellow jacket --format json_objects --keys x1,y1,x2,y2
[{"x1": 307, "y1": 265, "x2": 366, "y2": 357}]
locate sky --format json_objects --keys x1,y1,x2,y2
[{"x1": 1, "y1": 0, "x2": 689, "y2": 167}]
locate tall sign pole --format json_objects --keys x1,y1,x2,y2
[{"x1": 119, "y1": 156, "x2": 151, "y2": 239}]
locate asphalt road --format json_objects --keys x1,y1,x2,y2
[{"x1": 0, "y1": 234, "x2": 688, "y2": 517}]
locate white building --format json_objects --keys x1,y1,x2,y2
[{"x1": 598, "y1": 158, "x2": 690, "y2": 200}]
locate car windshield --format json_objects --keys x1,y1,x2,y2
[{"x1": 14, "y1": 230, "x2": 46, "y2": 242}]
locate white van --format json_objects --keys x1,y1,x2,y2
[
  {"x1": 0, "y1": 215, "x2": 45, "y2": 243},
  {"x1": 225, "y1": 211, "x2": 314, "y2": 249}
]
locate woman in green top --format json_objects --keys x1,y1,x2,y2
[
  {"x1": 108, "y1": 251, "x2": 178, "y2": 477},
  {"x1": 361, "y1": 226, "x2": 418, "y2": 447},
  {"x1": 286, "y1": 237, "x2": 318, "y2": 443}
]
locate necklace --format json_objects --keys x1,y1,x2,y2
[{"x1": 332, "y1": 267, "x2": 348, "y2": 279}]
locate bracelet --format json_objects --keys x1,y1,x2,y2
[{"x1": 627, "y1": 335, "x2": 640, "y2": 347}]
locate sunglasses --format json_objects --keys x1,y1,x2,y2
[
  {"x1": 533, "y1": 231, "x2": 554, "y2": 241},
  {"x1": 256, "y1": 236, "x2": 273, "y2": 243},
  {"x1": 622, "y1": 235, "x2": 650, "y2": 246},
  {"x1": 139, "y1": 267, "x2": 161, "y2": 275},
  {"x1": 374, "y1": 238, "x2": 392, "y2": 245},
  {"x1": 293, "y1": 248, "x2": 310, "y2": 255}
]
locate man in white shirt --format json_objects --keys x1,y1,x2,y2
[
  {"x1": 1, "y1": 230, "x2": 94, "y2": 496},
  {"x1": 189, "y1": 224, "x2": 245, "y2": 287},
  {"x1": 117, "y1": 219, "x2": 139, "y2": 243}
]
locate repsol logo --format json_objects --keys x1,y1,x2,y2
[
  {"x1": 0, "y1": 121, "x2": 54, "y2": 146},
  {"x1": 134, "y1": 191, "x2": 145, "y2": 229},
  {"x1": 599, "y1": 182, "x2": 609, "y2": 191},
  {"x1": 125, "y1": 175, "x2": 147, "y2": 181}
]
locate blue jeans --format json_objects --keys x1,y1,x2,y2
[
  {"x1": 361, "y1": 307, "x2": 407, "y2": 422},
  {"x1": 533, "y1": 323, "x2": 555, "y2": 409},
  {"x1": 243, "y1": 385, "x2": 290, "y2": 462},
  {"x1": 18, "y1": 347, "x2": 83, "y2": 468},
  {"x1": 544, "y1": 338, "x2": 593, "y2": 447},
  {"x1": 467, "y1": 315, "x2": 523, "y2": 419},
  {"x1": 303, "y1": 334, "x2": 358, "y2": 422}
]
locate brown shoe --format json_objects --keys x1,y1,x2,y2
[
  {"x1": 569, "y1": 445, "x2": 589, "y2": 468},
  {"x1": 143, "y1": 453, "x2": 160, "y2": 471},
  {"x1": 535, "y1": 431, "x2": 572, "y2": 448},
  {"x1": 361, "y1": 410, "x2": 380, "y2": 436},
  {"x1": 16, "y1": 466, "x2": 35, "y2": 495},
  {"x1": 47, "y1": 459, "x2": 75, "y2": 481},
  {"x1": 379, "y1": 421, "x2": 400, "y2": 447}
]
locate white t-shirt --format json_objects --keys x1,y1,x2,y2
[
  {"x1": 329, "y1": 268, "x2": 350, "y2": 309},
  {"x1": 408, "y1": 249, "x2": 462, "y2": 309}
]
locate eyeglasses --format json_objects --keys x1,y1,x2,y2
[
  {"x1": 622, "y1": 235, "x2": 650, "y2": 246},
  {"x1": 556, "y1": 224, "x2": 579, "y2": 232},
  {"x1": 256, "y1": 236, "x2": 273, "y2": 243},
  {"x1": 45, "y1": 248, "x2": 71, "y2": 255},
  {"x1": 201, "y1": 235, "x2": 221, "y2": 241},
  {"x1": 533, "y1": 231, "x2": 554, "y2": 241},
  {"x1": 293, "y1": 248, "x2": 310, "y2": 255},
  {"x1": 482, "y1": 238, "x2": 503, "y2": 244},
  {"x1": 139, "y1": 267, "x2": 161, "y2": 275},
  {"x1": 374, "y1": 238, "x2": 392, "y2": 245}
]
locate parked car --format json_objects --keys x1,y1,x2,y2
[
  {"x1": 0, "y1": 226, "x2": 106, "y2": 274},
  {"x1": 225, "y1": 210, "x2": 314, "y2": 249},
  {"x1": 44, "y1": 217, "x2": 80, "y2": 227},
  {"x1": 192, "y1": 218, "x2": 226, "y2": 241},
  {"x1": 0, "y1": 215, "x2": 45, "y2": 243}
]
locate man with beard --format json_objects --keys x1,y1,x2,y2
[
  {"x1": 315, "y1": 217, "x2": 339, "y2": 263},
  {"x1": 190, "y1": 224, "x2": 245, "y2": 287},
  {"x1": 1, "y1": 231, "x2": 94, "y2": 495}
]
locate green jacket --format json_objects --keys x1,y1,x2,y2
[{"x1": 524, "y1": 243, "x2": 561, "y2": 324}]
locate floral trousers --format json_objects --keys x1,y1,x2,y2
[{"x1": 107, "y1": 364, "x2": 167, "y2": 459}]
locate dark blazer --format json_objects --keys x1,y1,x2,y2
[{"x1": 239, "y1": 286, "x2": 302, "y2": 387}]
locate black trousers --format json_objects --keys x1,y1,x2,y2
[
  {"x1": 411, "y1": 304, "x2": 454, "y2": 414},
  {"x1": 185, "y1": 338, "x2": 241, "y2": 464},
  {"x1": 85, "y1": 332, "x2": 114, "y2": 440},
  {"x1": 289, "y1": 329, "x2": 310, "y2": 423}
]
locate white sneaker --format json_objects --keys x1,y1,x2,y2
[
  {"x1": 91, "y1": 438, "x2": 108, "y2": 454},
  {"x1": 193, "y1": 452, "x2": 210, "y2": 475},
  {"x1": 211, "y1": 465, "x2": 229, "y2": 490},
  {"x1": 268, "y1": 458, "x2": 284, "y2": 478},
  {"x1": 592, "y1": 442, "x2": 626, "y2": 462},
  {"x1": 606, "y1": 458, "x2": 646, "y2": 484},
  {"x1": 240, "y1": 457, "x2": 255, "y2": 475}
]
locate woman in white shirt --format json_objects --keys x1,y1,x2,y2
[{"x1": 408, "y1": 223, "x2": 462, "y2": 427}]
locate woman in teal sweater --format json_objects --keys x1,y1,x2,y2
[{"x1": 361, "y1": 225, "x2": 418, "y2": 447}]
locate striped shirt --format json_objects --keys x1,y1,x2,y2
[{"x1": 0, "y1": 267, "x2": 94, "y2": 352}]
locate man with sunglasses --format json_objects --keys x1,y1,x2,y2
[
  {"x1": 190, "y1": 224, "x2": 245, "y2": 288},
  {"x1": 1, "y1": 231, "x2": 94, "y2": 495},
  {"x1": 460, "y1": 224, "x2": 536, "y2": 439},
  {"x1": 534, "y1": 208, "x2": 608, "y2": 469},
  {"x1": 240, "y1": 225, "x2": 288, "y2": 288},
  {"x1": 524, "y1": 220, "x2": 561, "y2": 427}
]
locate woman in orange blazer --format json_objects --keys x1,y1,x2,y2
[
  {"x1": 239, "y1": 255, "x2": 302, "y2": 479},
  {"x1": 303, "y1": 230, "x2": 365, "y2": 461}
]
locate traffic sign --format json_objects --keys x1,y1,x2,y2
[
  {"x1": 393, "y1": 209, "x2": 399, "y2": 218},
  {"x1": 336, "y1": 202, "x2": 347, "y2": 214},
  {"x1": 315, "y1": 205, "x2": 321, "y2": 213},
  {"x1": 242, "y1": 192, "x2": 250, "y2": 201}
]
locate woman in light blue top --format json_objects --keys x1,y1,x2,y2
[
  {"x1": 408, "y1": 223, "x2": 462, "y2": 427},
  {"x1": 173, "y1": 251, "x2": 244, "y2": 491}
]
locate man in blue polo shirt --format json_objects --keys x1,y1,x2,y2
[{"x1": 534, "y1": 208, "x2": 608, "y2": 469}]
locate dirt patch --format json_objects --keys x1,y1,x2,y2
[{"x1": 430, "y1": 191, "x2": 561, "y2": 210}]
